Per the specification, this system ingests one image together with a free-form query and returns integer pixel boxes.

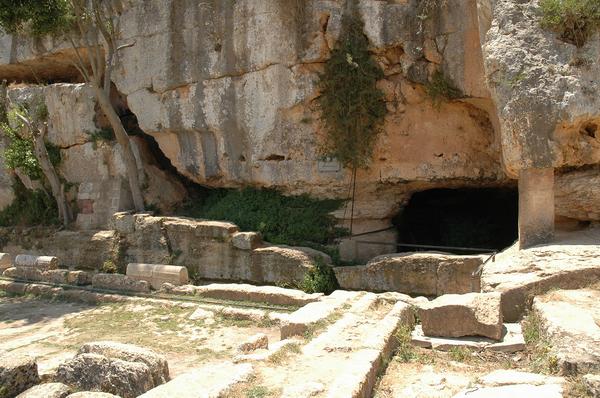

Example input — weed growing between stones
[448,346,472,363]
[301,258,339,294]
[101,260,118,274]
[245,386,272,398]
[268,342,302,365]
[540,0,600,47]
[522,310,559,374]
[394,324,418,362]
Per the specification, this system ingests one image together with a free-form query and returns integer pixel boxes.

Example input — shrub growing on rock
[540,0,600,46]
[316,8,386,170]
[301,258,339,294]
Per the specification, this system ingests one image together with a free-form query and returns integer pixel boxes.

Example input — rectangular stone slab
[14,255,58,271]
[126,263,189,290]
[411,323,525,353]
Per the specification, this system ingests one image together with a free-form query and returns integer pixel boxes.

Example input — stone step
[165,282,322,307]
[262,293,414,398]
[280,290,362,338]
[137,362,253,398]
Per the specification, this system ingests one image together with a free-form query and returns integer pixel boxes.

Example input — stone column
[518,167,555,249]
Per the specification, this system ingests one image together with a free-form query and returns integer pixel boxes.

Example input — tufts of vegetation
[89,128,116,147]
[0,180,59,227]
[101,260,118,274]
[0,0,73,37]
[178,188,345,248]
[540,0,600,47]
[425,70,463,105]
[316,8,386,170]
[522,310,559,374]
[301,258,339,294]
[395,324,417,362]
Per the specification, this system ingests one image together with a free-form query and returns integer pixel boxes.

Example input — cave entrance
[393,187,518,254]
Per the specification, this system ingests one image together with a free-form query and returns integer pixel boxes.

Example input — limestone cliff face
[482,0,600,220]
[0,0,599,231]
[110,0,504,223]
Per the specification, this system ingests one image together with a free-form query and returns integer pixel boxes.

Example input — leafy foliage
[0,0,73,36]
[0,180,59,226]
[178,188,345,247]
[540,0,600,47]
[101,260,118,274]
[425,70,463,105]
[316,10,386,170]
[1,118,61,180]
[301,258,339,294]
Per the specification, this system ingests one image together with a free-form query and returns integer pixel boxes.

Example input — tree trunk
[93,86,145,212]
[32,126,72,227]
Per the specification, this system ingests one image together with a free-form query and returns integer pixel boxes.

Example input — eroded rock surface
[533,288,600,375]
[78,342,169,386]
[56,353,154,398]
[15,383,71,398]
[483,0,600,176]
[0,354,40,398]
[482,228,600,322]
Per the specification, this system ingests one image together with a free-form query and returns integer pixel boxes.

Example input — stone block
[15,255,58,271]
[92,273,150,293]
[411,323,525,353]
[0,353,40,398]
[78,341,169,386]
[0,252,12,272]
[193,221,239,239]
[56,353,155,398]
[3,267,44,282]
[419,292,503,340]
[42,269,70,285]
[66,271,93,286]
[109,212,135,234]
[126,263,189,290]
[237,333,268,353]
[334,253,484,296]
[232,232,262,250]
[137,362,252,398]
[16,383,71,398]
[66,393,120,398]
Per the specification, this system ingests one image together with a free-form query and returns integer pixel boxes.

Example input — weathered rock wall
[0,0,599,247]
[0,0,506,230]
[3,84,186,229]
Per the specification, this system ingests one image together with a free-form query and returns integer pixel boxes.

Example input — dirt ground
[0,292,281,378]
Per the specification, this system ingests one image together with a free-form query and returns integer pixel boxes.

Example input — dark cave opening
[393,187,518,254]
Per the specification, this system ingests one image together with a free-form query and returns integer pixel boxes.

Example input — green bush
[101,260,118,274]
[0,0,73,36]
[540,0,600,47]
[301,258,339,294]
[178,188,345,247]
[0,180,59,227]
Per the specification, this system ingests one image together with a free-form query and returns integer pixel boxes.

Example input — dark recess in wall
[394,187,518,253]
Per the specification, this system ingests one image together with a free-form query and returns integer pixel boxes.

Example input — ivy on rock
[316,6,386,170]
